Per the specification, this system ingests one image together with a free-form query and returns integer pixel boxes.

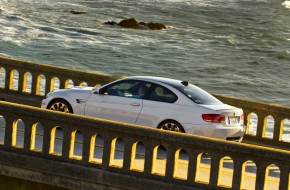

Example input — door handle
[130,103,140,106]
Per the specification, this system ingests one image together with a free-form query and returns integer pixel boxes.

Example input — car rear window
[176,84,222,105]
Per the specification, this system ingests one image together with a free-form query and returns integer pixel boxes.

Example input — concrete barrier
[0,101,289,190]
[1,56,290,150]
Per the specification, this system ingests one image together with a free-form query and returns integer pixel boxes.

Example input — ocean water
[0,0,290,107]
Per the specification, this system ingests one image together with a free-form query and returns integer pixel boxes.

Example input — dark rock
[118,18,140,29]
[104,21,118,26]
[147,22,166,30]
[104,18,166,30]
[69,10,87,15]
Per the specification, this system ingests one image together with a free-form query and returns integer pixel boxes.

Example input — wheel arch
[157,119,185,133]
[47,98,74,113]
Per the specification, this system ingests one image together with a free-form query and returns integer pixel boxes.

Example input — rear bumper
[182,123,245,141]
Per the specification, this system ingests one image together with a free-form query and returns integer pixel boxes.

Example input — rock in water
[147,22,166,30]
[104,21,118,25]
[69,10,87,14]
[104,18,167,30]
[118,18,140,29]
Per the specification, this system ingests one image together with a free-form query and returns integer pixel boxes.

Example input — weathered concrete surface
[0,89,43,107]
[0,148,202,190]
[0,149,280,190]
[0,175,69,190]
[110,155,280,190]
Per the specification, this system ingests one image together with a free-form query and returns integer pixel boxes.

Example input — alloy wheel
[49,102,70,113]
[160,122,182,132]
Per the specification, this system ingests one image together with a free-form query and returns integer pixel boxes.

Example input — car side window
[147,85,177,103]
[102,80,151,99]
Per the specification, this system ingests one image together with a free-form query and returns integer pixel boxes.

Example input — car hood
[52,86,94,93]
[69,86,95,91]
[49,86,95,99]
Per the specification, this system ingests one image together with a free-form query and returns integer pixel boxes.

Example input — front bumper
[41,96,53,109]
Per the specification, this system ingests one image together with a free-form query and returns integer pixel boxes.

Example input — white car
[41,76,245,141]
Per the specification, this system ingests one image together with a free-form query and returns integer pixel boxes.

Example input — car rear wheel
[158,120,185,133]
[48,99,73,113]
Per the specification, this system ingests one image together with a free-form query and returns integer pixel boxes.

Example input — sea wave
[282,0,290,9]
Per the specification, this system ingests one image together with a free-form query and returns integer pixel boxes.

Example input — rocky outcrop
[118,18,140,29]
[104,18,166,30]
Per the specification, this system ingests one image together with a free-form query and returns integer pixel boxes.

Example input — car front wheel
[158,120,185,133]
[48,99,73,113]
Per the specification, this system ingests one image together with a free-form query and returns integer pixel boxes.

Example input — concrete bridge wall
[1,56,290,189]
[0,101,290,190]
[1,56,290,150]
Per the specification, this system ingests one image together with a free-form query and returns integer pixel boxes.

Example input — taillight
[202,114,225,123]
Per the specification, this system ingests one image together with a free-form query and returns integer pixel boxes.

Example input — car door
[84,80,151,124]
[135,84,178,127]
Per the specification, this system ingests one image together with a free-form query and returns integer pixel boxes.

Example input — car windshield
[176,84,222,105]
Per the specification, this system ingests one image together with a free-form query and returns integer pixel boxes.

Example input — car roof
[125,76,186,88]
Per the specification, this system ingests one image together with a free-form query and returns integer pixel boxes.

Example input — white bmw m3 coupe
[41,76,245,141]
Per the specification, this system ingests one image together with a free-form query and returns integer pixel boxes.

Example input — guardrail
[1,56,290,150]
[215,95,290,150]
[0,56,122,106]
[0,101,289,190]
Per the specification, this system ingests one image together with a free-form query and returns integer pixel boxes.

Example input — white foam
[282,1,290,9]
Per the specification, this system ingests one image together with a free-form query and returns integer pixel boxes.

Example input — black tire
[47,99,73,113]
[157,120,185,133]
